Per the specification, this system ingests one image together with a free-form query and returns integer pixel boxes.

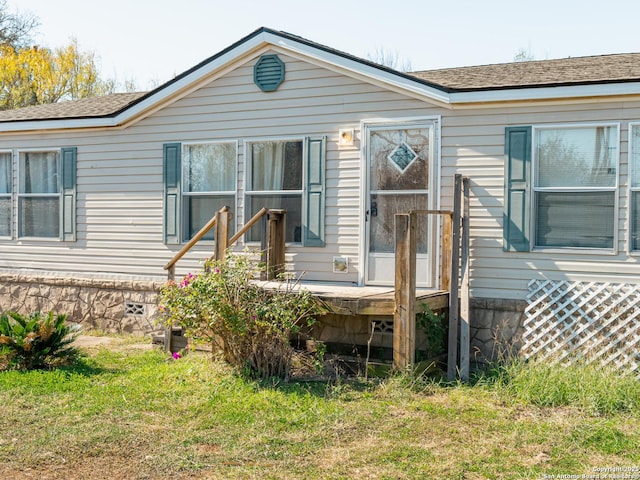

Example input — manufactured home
[1,28,639,370]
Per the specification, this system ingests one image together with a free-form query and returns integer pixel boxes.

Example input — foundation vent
[124,302,145,316]
[370,317,394,335]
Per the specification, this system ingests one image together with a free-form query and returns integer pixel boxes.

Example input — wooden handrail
[227,207,268,246]
[164,206,229,271]
[162,205,285,352]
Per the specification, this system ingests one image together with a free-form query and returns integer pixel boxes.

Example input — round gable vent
[254,54,285,92]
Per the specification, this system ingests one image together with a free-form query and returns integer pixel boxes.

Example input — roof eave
[0,116,119,132]
[0,28,455,133]
[450,81,640,103]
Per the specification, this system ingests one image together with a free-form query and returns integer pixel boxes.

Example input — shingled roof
[1,26,640,125]
[0,92,147,122]
[408,53,640,92]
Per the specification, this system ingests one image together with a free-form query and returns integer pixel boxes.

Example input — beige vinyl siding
[440,102,639,300]
[0,52,443,284]
[2,51,640,300]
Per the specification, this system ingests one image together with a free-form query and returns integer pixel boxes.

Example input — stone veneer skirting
[470,298,527,363]
[0,271,528,359]
[0,273,165,335]
[312,298,527,364]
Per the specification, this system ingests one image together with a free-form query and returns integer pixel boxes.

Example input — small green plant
[160,251,321,380]
[0,311,81,370]
[313,341,327,375]
[416,305,447,359]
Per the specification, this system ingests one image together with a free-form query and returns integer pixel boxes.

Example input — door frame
[358,116,441,287]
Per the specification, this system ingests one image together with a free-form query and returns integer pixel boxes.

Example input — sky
[9,0,640,91]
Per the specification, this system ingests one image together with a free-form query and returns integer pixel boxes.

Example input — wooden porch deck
[294,282,449,316]
[260,282,449,315]
[164,174,469,378]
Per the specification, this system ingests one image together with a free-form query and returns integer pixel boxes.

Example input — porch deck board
[272,282,449,316]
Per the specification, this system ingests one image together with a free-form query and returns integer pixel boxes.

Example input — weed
[476,356,640,415]
[416,304,447,359]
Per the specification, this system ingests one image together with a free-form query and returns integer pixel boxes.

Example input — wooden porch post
[214,207,230,261]
[164,266,175,353]
[460,177,471,381]
[266,209,286,280]
[394,212,416,370]
[447,174,463,381]
[440,213,452,291]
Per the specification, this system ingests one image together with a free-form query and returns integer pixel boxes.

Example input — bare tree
[367,46,413,72]
[514,47,535,62]
[0,0,38,50]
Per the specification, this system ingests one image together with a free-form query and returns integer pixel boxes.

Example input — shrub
[160,252,320,380]
[0,311,81,370]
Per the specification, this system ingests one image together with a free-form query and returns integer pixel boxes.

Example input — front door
[364,122,435,286]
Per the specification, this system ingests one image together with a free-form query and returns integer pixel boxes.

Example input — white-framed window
[0,147,76,242]
[245,139,304,243]
[0,151,11,238]
[18,150,61,238]
[181,141,237,241]
[630,123,640,251]
[532,124,618,250]
[163,137,324,247]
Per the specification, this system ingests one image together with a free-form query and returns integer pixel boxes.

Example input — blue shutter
[303,137,325,246]
[504,127,531,252]
[163,143,181,244]
[61,147,77,241]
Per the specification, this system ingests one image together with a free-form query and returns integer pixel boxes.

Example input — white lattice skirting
[523,280,640,375]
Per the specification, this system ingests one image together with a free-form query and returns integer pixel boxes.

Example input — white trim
[180,140,238,244]
[531,246,619,256]
[369,189,430,195]
[266,34,450,104]
[629,122,640,253]
[272,36,640,104]
[16,148,63,241]
[530,122,620,253]
[450,82,640,104]
[0,150,12,239]
[432,117,443,289]
[359,117,440,287]
[0,33,270,133]
[243,136,305,245]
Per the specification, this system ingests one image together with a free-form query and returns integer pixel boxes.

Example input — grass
[0,344,638,480]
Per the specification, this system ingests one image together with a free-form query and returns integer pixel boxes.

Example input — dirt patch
[73,335,121,348]
[73,335,153,352]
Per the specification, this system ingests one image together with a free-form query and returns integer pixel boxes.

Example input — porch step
[152,328,188,353]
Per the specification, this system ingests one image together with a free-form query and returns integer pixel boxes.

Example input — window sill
[17,237,62,241]
[244,241,303,248]
[182,239,215,245]
[532,246,618,256]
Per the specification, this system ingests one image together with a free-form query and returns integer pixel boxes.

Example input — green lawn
[0,344,638,479]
